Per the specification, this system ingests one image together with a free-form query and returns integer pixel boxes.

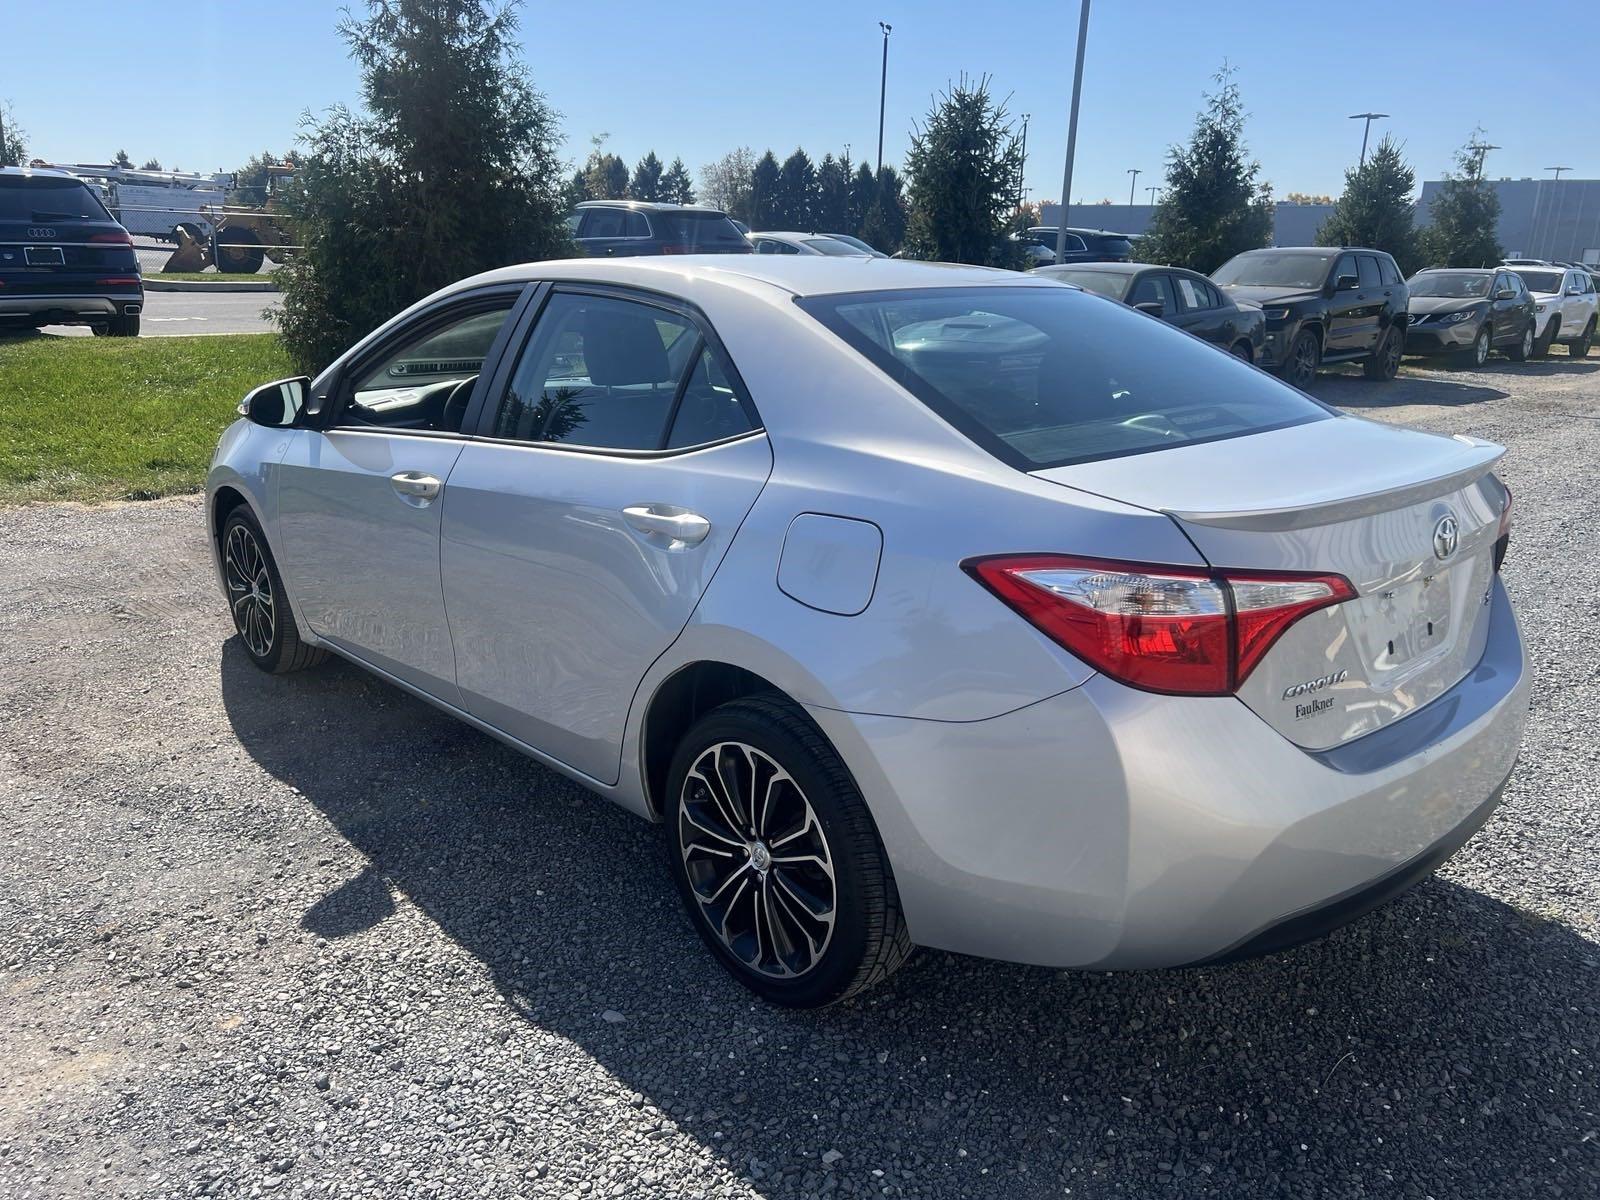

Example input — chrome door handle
[390,471,442,504]
[623,504,711,546]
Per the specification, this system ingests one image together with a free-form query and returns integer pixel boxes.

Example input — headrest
[583,306,671,387]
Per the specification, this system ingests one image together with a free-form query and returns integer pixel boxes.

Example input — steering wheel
[440,375,479,432]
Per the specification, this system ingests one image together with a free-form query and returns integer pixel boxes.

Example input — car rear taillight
[1493,483,1513,572]
[89,231,133,245]
[96,276,140,286]
[964,554,1355,696]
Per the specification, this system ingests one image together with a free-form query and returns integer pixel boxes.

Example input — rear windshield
[798,286,1329,470]
[1038,269,1131,300]
[655,210,749,249]
[0,178,111,222]
[1089,236,1133,257]
[1408,272,1492,298]
[803,237,865,256]
[1213,251,1334,290]
[1512,269,1564,294]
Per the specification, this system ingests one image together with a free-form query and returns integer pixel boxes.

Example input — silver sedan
[208,257,1528,1007]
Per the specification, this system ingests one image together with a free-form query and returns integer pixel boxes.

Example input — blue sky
[9,0,1598,201]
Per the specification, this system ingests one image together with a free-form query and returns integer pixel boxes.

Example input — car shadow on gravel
[220,641,1599,1196]
[1310,373,1510,409]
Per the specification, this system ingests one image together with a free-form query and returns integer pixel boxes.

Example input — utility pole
[1546,165,1571,182]
[1348,112,1388,167]
[1126,167,1141,207]
[1017,114,1030,210]
[1467,141,1500,179]
[1054,0,1092,263]
[876,22,892,175]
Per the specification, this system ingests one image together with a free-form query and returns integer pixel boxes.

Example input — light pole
[1467,141,1500,179]
[1546,165,1571,182]
[1348,112,1388,167]
[1017,114,1030,210]
[876,22,892,175]
[1054,0,1092,262]
[1126,167,1141,207]
[1146,185,1159,205]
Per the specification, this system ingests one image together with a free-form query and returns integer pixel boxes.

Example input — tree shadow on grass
[220,640,1599,1198]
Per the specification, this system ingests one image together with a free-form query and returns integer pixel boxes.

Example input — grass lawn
[0,333,294,505]
[153,272,279,284]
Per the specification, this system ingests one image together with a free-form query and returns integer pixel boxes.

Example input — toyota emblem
[1432,513,1459,561]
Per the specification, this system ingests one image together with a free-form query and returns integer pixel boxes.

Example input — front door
[441,286,772,784]
[1323,252,1366,354]
[274,290,527,701]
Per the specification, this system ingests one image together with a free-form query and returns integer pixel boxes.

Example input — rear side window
[578,209,626,238]
[1175,276,1216,310]
[798,286,1329,471]
[1092,235,1133,258]
[0,178,111,221]
[655,211,748,250]
[1378,256,1402,285]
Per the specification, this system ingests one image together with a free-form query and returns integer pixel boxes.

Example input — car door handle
[390,471,442,503]
[623,505,711,546]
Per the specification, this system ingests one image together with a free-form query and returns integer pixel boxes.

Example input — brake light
[1493,482,1512,572]
[96,276,140,286]
[89,231,133,245]
[964,554,1355,696]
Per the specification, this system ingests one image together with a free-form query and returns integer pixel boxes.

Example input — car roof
[574,200,727,214]
[0,166,80,181]
[454,255,1051,301]
[749,231,839,241]
[1414,266,1494,274]
[1026,226,1129,237]
[1032,261,1153,276]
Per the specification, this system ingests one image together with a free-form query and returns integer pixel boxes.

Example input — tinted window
[1175,276,1215,310]
[1089,235,1133,257]
[346,301,518,432]
[579,209,626,238]
[1378,256,1402,285]
[0,178,111,221]
[1044,269,1131,300]
[655,210,749,249]
[1333,255,1359,286]
[1060,233,1087,253]
[798,286,1329,471]
[494,293,698,451]
[1127,273,1176,311]
[623,210,651,238]
[1212,251,1336,289]
[667,346,757,448]
[756,238,799,255]
[802,237,866,256]
[1357,255,1382,289]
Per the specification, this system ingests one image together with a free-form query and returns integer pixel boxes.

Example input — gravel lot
[2,353,1597,1199]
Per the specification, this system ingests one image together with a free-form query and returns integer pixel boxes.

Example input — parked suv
[1405,268,1536,366]
[569,201,752,257]
[0,167,142,336]
[1505,263,1597,357]
[1015,226,1133,267]
[1212,247,1408,386]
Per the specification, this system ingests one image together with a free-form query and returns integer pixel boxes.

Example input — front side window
[343,300,518,432]
[1333,254,1359,287]
[1127,273,1176,311]
[1357,255,1382,289]
[493,293,755,452]
[799,286,1329,471]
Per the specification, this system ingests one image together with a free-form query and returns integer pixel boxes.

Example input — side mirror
[1566,285,1583,296]
[238,376,310,427]
[1334,273,1360,292]
[1494,288,1516,299]
[1133,300,1166,318]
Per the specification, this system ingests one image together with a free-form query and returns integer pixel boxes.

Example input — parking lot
[1,354,1596,1199]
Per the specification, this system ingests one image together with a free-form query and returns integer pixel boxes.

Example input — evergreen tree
[563,167,590,210]
[1138,66,1273,272]
[860,165,908,254]
[1,101,27,168]
[903,75,1022,266]
[113,149,134,168]
[1418,133,1503,268]
[814,153,850,232]
[141,158,163,171]
[273,0,571,373]
[660,156,695,204]
[1316,135,1420,273]
[775,148,815,229]
[629,151,664,201]
[749,150,781,230]
[848,161,876,236]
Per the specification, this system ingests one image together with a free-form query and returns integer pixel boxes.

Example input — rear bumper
[810,577,1528,969]
[0,289,143,323]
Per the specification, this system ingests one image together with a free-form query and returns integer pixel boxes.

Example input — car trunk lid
[1031,416,1507,749]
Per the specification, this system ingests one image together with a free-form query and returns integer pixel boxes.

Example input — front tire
[665,695,911,1007]
[221,508,326,674]
[1229,340,1253,362]
[1534,317,1559,359]
[1363,327,1403,379]
[1452,326,1490,369]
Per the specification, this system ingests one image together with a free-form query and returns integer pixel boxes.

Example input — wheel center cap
[748,841,772,873]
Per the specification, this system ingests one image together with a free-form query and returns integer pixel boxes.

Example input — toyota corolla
[207,257,1528,1007]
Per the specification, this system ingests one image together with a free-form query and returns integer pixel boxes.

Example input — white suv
[1507,263,1597,358]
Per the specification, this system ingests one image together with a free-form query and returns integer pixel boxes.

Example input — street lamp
[1146,185,1159,205]
[876,22,892,175]
[1126,167,1141,207]
[1546,165,1572,181]
[1054,0,1092,262]
[1467,141,1500,179]
[1017,114,1031,210]
[1348,112,1388,167]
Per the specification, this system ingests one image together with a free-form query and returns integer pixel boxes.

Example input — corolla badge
[1432,512,1459,561]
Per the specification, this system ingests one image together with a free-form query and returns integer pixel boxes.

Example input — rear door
[441,285,772,783]
[1171,273,1231,347]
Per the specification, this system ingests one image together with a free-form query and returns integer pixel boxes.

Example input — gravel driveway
[2,355,1597,1199]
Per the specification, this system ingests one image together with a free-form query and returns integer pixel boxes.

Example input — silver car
[208,257,1528,1008]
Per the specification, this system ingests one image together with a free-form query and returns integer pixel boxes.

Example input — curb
[142,279,280,293]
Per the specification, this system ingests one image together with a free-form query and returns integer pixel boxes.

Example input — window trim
[313,283,535,438]
[466,281,765,458]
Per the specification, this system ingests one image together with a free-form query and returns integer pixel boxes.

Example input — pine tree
[814,153,850,233]
[750,151,781,230]
[113,149,133,168]
[1139,66,1273,272]
[849,161,876,236]
[659,157,694,205]
[1316,136,1420,273]
[1418,133,1503,269]
[861,166,908,255]
[628,151,664,201]
[775,149,815,229]
[903,75,1022,265]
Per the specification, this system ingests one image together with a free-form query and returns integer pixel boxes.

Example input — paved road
[0,353,1597,1199]
[44,289,278,338]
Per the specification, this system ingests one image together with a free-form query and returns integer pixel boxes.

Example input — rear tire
[1229,340,1253,362]
[220,508,326,674]
[1507,321,1535,362]
[1568,318,1595,359]
[1363,327,1403,380]
[1281,329,1320,388]
[106,313,140,337]
[665,694,912,1008]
